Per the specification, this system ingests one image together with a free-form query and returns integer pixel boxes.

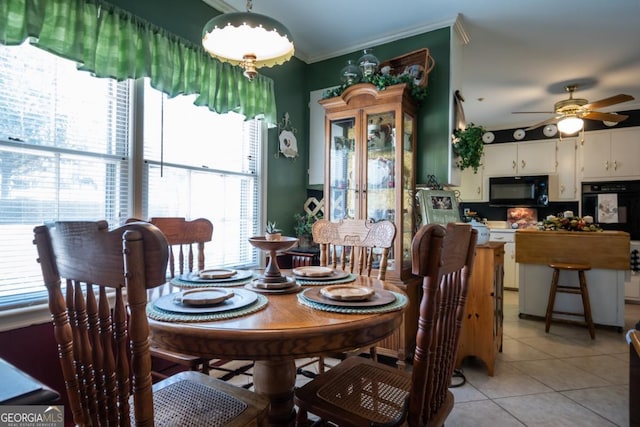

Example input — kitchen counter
[515,230,630,329]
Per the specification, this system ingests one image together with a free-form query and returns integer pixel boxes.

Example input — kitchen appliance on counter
[489,175,552,207]
[581,180,640,240]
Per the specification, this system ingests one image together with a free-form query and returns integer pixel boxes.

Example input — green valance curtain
[0,0,277,124]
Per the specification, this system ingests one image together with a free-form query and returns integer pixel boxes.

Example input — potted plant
[452,123,486,173]
[293,213,321,248]
[265,221,282,241]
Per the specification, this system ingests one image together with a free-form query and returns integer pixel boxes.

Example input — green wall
[106,0,452,234]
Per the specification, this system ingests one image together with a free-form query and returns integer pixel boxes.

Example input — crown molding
[202,0,237,13]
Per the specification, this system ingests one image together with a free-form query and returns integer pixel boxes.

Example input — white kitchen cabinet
[581,128,640,180]
[490,229,518,289]
[483,140,557,177]
[457,161,485,202]
[554,138,578,200]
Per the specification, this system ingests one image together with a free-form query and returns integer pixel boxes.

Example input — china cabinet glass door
[401,112,415,268]
[328,117,356,220]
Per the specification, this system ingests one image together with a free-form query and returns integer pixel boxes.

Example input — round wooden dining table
[148,272,407,426]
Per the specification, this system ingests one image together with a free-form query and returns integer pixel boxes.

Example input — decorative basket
[379,48,435,88]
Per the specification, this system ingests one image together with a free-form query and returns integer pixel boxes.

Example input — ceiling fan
[513,84,635,133]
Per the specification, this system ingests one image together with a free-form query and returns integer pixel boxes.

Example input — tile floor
[213,290,640,426]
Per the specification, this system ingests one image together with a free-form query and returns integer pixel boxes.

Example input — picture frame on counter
[417,189,461,225]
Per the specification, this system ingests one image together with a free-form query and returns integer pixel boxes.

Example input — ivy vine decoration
[323,73,428,103]
[452,123,486,173]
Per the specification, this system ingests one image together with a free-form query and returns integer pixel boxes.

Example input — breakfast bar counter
[515,230,630,329]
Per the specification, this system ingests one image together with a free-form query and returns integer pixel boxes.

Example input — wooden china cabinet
[319,83,420,363]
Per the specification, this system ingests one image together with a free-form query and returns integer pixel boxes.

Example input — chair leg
[579,270,596,339]
[369,346,377,362]
[545,268,560,333]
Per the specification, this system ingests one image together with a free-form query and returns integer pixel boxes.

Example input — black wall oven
[581,180,640,240]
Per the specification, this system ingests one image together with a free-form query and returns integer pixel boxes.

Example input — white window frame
[0,44,267,329]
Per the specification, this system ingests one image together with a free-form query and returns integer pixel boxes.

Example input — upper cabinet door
[483,140,556,176]
[581,128,640,179]
[516,140,557,175]
[483,143,517,176]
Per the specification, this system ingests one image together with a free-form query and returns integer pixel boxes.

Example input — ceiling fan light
[202,7,294,81]
[557,116,583,134]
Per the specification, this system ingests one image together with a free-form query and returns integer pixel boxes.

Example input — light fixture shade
[202,12,294,79]
[557,116,584,134]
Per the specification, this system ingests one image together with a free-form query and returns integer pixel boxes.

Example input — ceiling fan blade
[512,111,554,114]
[525,116,559,131]
[582,111,629,122]
[582,94,634,110]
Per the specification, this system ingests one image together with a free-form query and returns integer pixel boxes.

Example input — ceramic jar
[470,219,490,245]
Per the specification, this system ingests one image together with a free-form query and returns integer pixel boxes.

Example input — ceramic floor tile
[461,361,553,399]
[447,400,525,427]
[510,359,610,391]
[561,355,628,385]
[495,392,617,426]
[518,334,602,358]
[498,337,555,362]
[562,384,629,427]
[449,381,488,403]
[610,351,630,362]
[502,319,550,340]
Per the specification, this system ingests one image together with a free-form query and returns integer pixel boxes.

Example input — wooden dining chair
[294,222,478,427]
[313,218,396,280]
[300,218,396,376]
[126,217,215,379]
[34,220,269,427]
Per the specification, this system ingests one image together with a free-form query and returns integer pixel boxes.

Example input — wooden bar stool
[545,262,596,339]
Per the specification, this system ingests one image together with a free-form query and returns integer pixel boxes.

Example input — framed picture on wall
[417,189,461,225]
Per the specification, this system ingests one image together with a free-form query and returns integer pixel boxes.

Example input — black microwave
[489,175,550,207]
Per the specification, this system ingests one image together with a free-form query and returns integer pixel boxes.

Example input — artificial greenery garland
[323,74,429,103]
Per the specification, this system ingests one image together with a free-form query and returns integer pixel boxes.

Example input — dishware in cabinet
[320,83,418,284]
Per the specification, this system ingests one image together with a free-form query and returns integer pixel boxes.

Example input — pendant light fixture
[202,0,294,81]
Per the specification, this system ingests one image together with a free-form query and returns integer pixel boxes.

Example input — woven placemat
[297,291,407,314]
[295,273,357,286]
[147,294,268,322]
[170,275,255,288]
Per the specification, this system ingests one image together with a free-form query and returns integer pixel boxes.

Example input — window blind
[142,81,262,269]
[0,42,130,308]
